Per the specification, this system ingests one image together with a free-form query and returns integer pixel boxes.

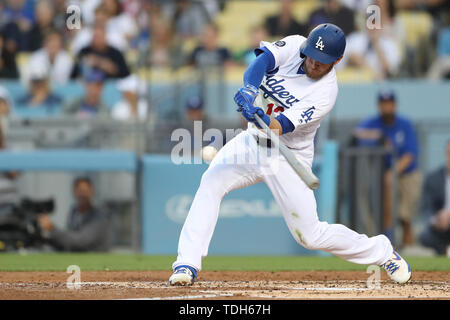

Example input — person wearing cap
[355,89,422,248]
[15,64,62,115]
[63,68,109,118]
[169,24,412,287]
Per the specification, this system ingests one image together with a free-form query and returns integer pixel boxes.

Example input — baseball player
[169,24,411,286]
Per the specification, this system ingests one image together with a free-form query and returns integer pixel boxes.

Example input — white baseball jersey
[172,34,393,273]
[249,35,339,159]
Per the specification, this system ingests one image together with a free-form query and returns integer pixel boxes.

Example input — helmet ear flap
[299,41,306,59]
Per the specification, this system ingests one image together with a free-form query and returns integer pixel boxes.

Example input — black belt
[255,136,273,148]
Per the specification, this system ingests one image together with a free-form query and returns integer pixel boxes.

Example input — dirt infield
[0,271,448,300]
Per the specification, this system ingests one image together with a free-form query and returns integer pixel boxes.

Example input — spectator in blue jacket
[354,89,422,248]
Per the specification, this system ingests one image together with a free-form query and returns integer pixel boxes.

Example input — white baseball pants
[172,131,393,271]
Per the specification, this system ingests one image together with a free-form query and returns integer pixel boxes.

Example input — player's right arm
[234,36,301,135]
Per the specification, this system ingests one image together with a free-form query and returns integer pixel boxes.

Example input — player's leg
[263,156,411,283]
[171,131,263,282]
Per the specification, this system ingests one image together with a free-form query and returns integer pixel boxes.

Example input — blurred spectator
[167,0,211,39]
[0,0,34,27]
[121,0,143,18]
[396,0,450,26]
[80,0,102,27]
[103,0,138,45]
[339,0,401,79]
[339,0,373,12]
[307,0,356,35]
[234,25,269,66]
[63,68,109,118]
[24,0,56,52]
[419,140,450,255]
[53,0,70,35]
[185,95,205,122]
[15,65,62,114]
[264,0,307,37]
[354,89,421,247]
[0,30,19,78]
[189,23,232,69]
[70,4,128,54]
[23,30,73,85]
[0,0,34,52]
[148,15,180,69]
[71,21,131,79]
[37,176,112,252]
[427,27,450,79]
[178,95,208,157]
[0,86,11,136]
[112,74,148,120]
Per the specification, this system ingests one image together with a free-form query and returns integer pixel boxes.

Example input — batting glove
[234,84,259,112]
[240,103,271,128]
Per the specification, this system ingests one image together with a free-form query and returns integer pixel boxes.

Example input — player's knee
[300,236,322,251]
[294,229,320,250]
[199,167,228,196]
[294,223,328,250]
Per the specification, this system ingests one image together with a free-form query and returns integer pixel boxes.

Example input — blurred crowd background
[0,0,449,255]
[0,0,449,123]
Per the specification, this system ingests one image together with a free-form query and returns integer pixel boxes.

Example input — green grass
[0,253,448,272]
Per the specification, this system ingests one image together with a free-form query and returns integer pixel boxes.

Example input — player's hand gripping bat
[254,113,320,190]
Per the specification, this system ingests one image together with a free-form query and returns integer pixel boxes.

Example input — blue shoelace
[383,261,400,274]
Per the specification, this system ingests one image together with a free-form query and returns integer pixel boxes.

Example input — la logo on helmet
[315,36,324,51]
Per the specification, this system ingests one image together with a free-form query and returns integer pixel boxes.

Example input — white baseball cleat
[169,265,198,286]
[380,250,411,284]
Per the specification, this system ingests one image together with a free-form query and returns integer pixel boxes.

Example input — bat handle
[253,113,320,190]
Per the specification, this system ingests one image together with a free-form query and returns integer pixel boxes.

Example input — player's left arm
[239,104,294,136]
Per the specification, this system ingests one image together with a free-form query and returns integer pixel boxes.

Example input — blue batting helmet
[300,23,346,64]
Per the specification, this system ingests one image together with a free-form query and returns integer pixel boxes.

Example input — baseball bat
[254,113,320,190]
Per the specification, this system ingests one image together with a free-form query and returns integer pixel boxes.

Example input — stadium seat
[396,11,433,76]
[336,67,376,83]
[396,11,433,48]
[215,1,280,52]
[292,0,320,23]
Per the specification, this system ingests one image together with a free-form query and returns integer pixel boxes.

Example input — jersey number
[266,103,284,115]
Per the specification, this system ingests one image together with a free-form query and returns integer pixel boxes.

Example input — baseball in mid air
[201,146,217,163]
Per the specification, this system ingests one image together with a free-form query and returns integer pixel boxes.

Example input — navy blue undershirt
[243,47,295,134]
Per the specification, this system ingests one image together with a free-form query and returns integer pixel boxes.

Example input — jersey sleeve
[280,84,337,131]
[255,35,305,70]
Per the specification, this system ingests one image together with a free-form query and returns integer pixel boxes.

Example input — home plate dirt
[0,271,448,300]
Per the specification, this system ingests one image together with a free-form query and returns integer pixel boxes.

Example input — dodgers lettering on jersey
[248,35,339,158]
